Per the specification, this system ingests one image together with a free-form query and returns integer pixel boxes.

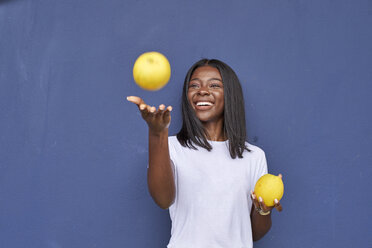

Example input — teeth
[196,102,213,106]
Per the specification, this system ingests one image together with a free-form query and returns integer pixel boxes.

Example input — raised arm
[127,96,175,209]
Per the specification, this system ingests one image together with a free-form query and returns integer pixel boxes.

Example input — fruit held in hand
[254,174,284,207]
[133,51,171,91]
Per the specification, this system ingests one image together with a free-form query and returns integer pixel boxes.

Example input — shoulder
[245,142,268,174]
[168,135,179,146]
[245,142,266,159]
[168,135,182,152]
[168,136,187,163]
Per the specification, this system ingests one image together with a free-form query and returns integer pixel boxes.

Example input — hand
[251,174,283,214]
[127,96,173,134]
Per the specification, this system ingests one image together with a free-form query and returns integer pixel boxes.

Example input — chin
[195,112,210,121]
[195,114,221,123]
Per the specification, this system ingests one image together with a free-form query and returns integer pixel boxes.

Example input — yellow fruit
[133,51,171,91]
[254,174,284,207]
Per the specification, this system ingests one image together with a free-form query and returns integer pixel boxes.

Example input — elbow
[158,203,171,210]
[148,181,176,209]
[155,198,174,209]
[252,222,272,242]
[252,235,262,242]
[150,191,175,210]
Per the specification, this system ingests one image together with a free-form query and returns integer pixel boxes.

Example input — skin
[126,95,175,209]
[127,65,283,241]
[187,66,225,141]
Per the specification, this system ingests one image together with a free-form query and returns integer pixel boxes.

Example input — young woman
[127,59,283,248]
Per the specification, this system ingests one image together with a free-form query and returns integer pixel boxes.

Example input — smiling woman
[178,59,248,158]
[127,58,283,248]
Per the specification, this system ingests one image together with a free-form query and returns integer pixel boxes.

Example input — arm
[148,128,175,209]
[127,96,175,209]
[250,200,272,241]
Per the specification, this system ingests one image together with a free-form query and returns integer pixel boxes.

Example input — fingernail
[126,96,130,101]
[251,194,255,200]
[168,106,173,111]
[274,199,279,204]
[259,197,263,202]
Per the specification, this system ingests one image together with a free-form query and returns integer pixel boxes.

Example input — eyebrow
[189,77,223,82]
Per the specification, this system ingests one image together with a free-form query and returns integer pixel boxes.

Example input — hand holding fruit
[127,96,172,134]
[251,174,284,214]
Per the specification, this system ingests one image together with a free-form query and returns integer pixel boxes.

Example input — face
[187,66,224,123]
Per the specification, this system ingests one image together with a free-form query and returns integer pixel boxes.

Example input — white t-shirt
[167,136,268,248]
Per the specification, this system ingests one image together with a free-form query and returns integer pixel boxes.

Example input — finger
[139,104,146,111]
[259,197,274,212]
[278,173,283,179]
[250,191,260,210]
[163,106,172,118]
[142,105,154,119]
[139,104,151,119]
[162,106,172,128]
[159,104,165,111]
[127,96,149,117]
[274,199,283,212]
[127,96,145,106]
[258,197,270,212]
[149,106,156,114]
[155,104,166,118]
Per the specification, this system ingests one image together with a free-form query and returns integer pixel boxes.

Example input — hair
[176,59,250,159]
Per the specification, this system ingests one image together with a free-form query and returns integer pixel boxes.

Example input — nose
[197,86,210,96]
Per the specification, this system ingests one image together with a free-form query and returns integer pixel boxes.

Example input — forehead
[191,66,222,79]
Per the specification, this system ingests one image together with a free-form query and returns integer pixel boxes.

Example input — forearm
[147,128,175,209]
[250,207,272,241]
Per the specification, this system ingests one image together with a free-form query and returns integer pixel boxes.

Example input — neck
[202,118,226,141]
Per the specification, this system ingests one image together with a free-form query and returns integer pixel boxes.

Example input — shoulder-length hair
[176,59,250,159]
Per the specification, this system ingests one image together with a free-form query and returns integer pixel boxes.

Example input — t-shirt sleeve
[168,137,176,172]
[258,150,268,177]
[251,148,269,191]
[168,137,178,208]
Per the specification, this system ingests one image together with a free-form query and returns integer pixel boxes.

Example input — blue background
[1,0,372,247]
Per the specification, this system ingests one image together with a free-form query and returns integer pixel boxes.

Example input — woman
[127,59,283,248]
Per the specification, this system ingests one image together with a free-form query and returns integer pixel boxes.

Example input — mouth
[194,101,214,110]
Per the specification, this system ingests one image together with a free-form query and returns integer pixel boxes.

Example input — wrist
[149,128,168,137]
[255,207,271,216]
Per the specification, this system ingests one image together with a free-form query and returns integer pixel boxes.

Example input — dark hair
[176,59,250,159]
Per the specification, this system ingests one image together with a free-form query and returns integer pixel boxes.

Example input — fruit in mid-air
[132,51,171,91]
[254,174,284,207]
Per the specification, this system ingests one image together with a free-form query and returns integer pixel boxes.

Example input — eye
[210,83,222,88]
[189,83,199,89]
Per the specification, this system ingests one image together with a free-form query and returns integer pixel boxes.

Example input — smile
[196,102,213,106]
[194,101,214,111]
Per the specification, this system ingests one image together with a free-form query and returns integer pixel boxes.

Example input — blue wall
[1,0,371,247]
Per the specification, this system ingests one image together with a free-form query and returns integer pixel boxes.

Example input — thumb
[127,96,144,106]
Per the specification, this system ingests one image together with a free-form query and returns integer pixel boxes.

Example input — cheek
[187,93,194,107]
[218,93,225,107]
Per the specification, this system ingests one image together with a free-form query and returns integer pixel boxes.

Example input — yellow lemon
[254,174,284,207]
[133,51,171,91]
